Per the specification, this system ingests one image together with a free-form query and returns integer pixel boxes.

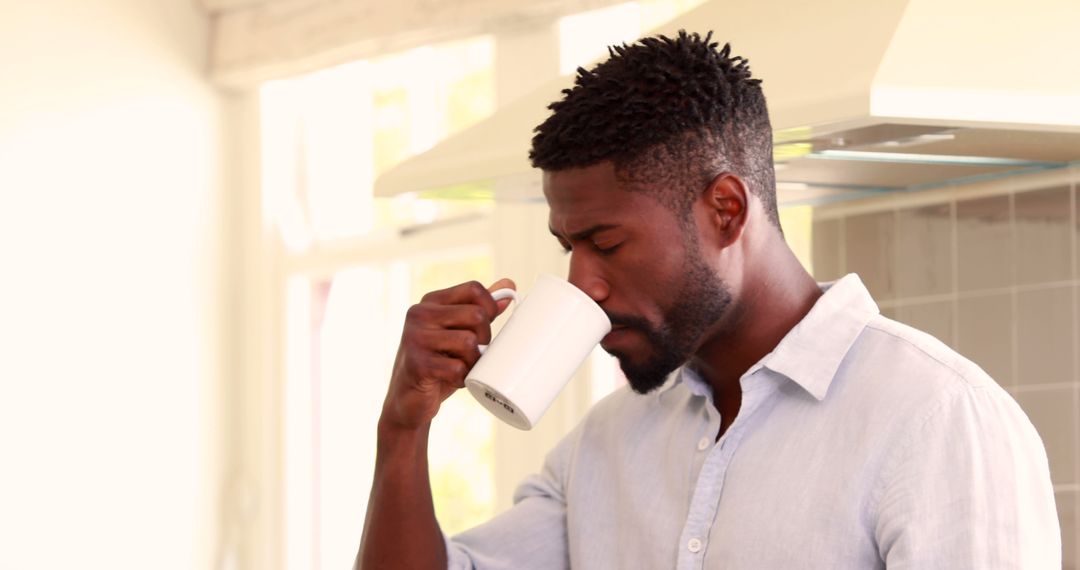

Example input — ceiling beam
[198,0,281,14]
[208,0,629,89]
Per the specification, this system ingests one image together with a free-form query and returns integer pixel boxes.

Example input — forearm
[357,419,447,570]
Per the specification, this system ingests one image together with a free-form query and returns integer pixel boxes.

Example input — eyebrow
[548,223,620,242]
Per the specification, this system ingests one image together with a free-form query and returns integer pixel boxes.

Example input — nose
[567,251,610,304]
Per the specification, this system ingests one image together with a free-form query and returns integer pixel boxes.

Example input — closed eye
[593,242,620,256]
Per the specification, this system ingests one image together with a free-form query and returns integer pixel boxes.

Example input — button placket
[676,376,783,570]
[699,404,721,453]
[676,433,732,569]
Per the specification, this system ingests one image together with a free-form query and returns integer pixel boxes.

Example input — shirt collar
[757,273,879,400]
[657,273,878,402]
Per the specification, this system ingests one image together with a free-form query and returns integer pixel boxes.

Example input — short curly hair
[530,30,779,229]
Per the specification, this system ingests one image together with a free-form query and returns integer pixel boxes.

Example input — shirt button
[688,538,703,553]
[696,437,710,451]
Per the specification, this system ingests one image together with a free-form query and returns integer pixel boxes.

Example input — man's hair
[529,30,780,229]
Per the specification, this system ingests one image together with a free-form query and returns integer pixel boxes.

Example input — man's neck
[689,255,822,436]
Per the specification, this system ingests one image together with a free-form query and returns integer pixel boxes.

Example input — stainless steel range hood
[374,0,1080,206]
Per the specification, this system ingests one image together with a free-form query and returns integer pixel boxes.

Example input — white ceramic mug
[465,274,611,430]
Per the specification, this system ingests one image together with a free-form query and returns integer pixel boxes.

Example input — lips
[601,326,632,349]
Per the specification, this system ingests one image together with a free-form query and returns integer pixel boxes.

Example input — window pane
[284,253,495,569]
[303,62,376,241]
[317,266,403,570]
[410,254,497,535]
[373,86,412,175]
[261,36,496,247]
[284,275,315,570]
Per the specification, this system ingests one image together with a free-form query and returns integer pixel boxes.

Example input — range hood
[375,0,1080,206]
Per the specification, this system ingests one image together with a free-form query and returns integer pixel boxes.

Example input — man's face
[544,162,733,394]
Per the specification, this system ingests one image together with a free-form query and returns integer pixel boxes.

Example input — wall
[812,167,1080,569]
[0,1,224,568]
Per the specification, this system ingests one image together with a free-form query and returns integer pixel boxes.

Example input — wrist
[377,415,431,448]
[373,417,432,482]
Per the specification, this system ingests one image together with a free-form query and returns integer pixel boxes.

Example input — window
[261,35,497,570]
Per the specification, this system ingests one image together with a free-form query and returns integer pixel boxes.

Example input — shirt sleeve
[874,383,1061,569]
[444,425,578,570]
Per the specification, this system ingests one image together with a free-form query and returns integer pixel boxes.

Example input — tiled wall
[812,168,1079,568]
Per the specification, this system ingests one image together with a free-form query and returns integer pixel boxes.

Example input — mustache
[604,311,653,332]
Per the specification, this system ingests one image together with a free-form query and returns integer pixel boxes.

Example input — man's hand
[358,278,516,570]
[381,278,516,431]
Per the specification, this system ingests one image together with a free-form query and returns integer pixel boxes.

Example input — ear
[700,172,748,248]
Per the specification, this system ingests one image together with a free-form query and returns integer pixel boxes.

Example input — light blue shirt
[446,274,1060,569]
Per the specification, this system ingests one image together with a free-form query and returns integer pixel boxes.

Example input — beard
[605,240,732,394]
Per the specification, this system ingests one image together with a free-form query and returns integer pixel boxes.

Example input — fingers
[407,303,493,343]
[415,328,482,369]
[419,354,471,390]
[488,278,517,317]
[402,331,479,404]
[416,278,517,324]
[421,281,499,321]
[387,278,515,427]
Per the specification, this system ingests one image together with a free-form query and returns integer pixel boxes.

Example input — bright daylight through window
[261,35,497,570]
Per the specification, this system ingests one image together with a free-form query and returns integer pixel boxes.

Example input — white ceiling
[203,0,632,87]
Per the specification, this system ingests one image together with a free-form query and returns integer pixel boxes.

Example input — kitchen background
[1,0,1076,569]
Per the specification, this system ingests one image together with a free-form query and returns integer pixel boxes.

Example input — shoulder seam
[862,319,983,387]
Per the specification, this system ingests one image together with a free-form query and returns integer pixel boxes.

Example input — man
[358,31,1059,569]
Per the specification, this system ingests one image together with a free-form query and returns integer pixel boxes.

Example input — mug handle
[479,288,519,354]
